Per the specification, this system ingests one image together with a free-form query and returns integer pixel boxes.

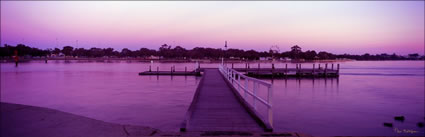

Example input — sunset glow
[1,1,424,54]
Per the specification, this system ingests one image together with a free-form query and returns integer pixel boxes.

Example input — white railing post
[268,86,273,127]
[237,74,241,92]
[253,82,257,110]
[218,64,273,129]
[228,68,230,80]
[244,78,248,97]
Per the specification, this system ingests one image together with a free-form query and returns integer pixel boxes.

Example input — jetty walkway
[180,65,274,132]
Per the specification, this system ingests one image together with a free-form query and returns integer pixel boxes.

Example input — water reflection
[1,62,200,131]
[1,60,423,136]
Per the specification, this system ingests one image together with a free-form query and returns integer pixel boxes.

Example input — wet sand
[0,102,310,137]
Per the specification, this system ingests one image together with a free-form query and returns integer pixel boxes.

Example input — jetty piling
[337,64,340,74]
[325,64,328,76]
[285,64,288,78]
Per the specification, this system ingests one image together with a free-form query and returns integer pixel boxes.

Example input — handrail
[218,64,273,129]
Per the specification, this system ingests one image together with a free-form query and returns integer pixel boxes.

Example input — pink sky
[1,1,424,55]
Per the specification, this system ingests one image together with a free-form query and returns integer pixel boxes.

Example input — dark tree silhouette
[62,46,74,56]
[0,44,423,60]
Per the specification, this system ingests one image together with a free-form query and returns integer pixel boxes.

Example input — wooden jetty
[138,66,201,76]
[139,63,340,78]
[139,71,200,76]
[231,63,340,78]
[180,68,271,132]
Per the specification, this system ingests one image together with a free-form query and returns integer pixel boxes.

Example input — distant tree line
[1,44,424,60]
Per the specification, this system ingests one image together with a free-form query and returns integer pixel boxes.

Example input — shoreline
[0,102,311,137]
[2,58,360,63]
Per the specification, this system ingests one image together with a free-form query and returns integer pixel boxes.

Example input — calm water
[1,60,424,136]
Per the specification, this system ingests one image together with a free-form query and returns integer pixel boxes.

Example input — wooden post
[325,64,328,77]
[313,64,315,73]
[297,64,300,77]
[272,63,275,78]
[332,64,334,70]
[157,66,159,75]
[185,66,187,72]
[149,65,152,72]
[285,64,288,77]
[319,64,321,69]
[337,64,340,74]
[171,66,173,75]
[257,63,260,75]
[245,63,248,73]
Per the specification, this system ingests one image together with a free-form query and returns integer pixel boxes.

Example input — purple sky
[1,1,424,55]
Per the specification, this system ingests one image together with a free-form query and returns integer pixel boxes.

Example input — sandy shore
[0,102,311,137]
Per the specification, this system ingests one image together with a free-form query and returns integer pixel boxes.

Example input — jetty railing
[219,64,273,129]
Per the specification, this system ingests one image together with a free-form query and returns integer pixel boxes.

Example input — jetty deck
[139,71,200,76]
[181,69,264,132]
[139,63,339,78]
[233,68,339,78]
